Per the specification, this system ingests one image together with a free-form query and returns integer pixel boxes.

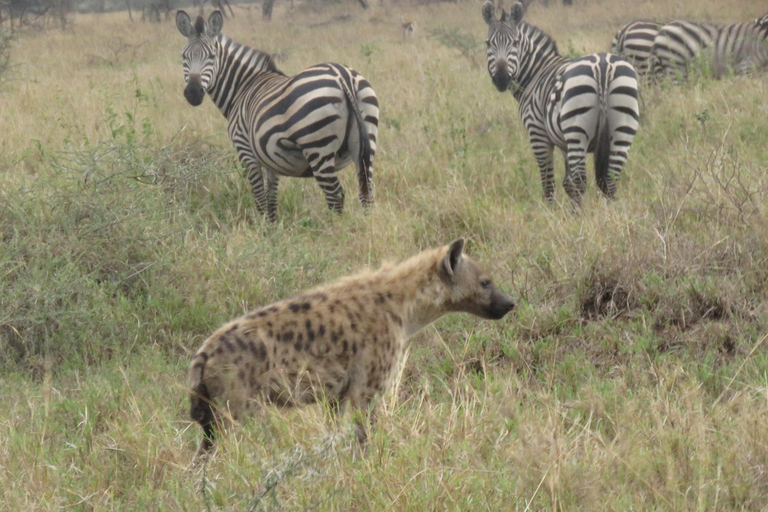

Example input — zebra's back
[611,20,662,77]
[651,20,721,80]
[711,22,768,78]
[236,63,378,179]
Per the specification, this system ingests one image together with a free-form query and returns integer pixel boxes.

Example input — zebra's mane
[519,20,561,57]
[217,34,285,76]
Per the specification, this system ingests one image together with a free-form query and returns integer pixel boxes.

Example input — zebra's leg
[306,153,345,214]
[563,139,588,206]
[531,139,556,203]
[316,173,345,214]
[264,168,280,222]
[354,152,373,210]
[240,154,268,216]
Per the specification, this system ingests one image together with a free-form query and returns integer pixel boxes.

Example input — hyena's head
[440,238,515,320]
[176,10,223,107]
[482,0,526,92]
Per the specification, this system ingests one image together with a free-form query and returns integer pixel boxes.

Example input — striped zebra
[710,18,768,78]
[482,1,639,205]
[649,20,721,81]
[611,20,662,79]
[176,10,379,221]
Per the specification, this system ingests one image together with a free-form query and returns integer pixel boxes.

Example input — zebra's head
[482,1,526,92]
[176,10,224,107]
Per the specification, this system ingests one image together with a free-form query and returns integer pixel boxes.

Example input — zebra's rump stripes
[483,1,639,205]
[611,20,662,78]
[177,10,378,221]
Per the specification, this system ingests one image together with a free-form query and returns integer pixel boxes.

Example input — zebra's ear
[176,10,195,38]
[510,1,525,25]
[207,10,224,37]
[482,1,496,26]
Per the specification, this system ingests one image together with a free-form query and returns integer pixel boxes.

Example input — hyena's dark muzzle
[184,75,206,106]
[486,288,516,320]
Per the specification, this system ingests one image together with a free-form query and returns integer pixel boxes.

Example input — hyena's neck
[375,248,451,338]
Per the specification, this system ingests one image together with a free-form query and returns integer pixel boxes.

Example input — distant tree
[0,27,10,89]
[2,0,73,28]
[262,0,274,20]
[193,0,234,18]
[140,0,174,22]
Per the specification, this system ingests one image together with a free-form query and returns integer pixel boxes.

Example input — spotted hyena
[188,238,515,456]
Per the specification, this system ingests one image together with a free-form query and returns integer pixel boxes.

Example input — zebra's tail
[595,92,612,198]
[340,79,374,208]
[189,352,217,457]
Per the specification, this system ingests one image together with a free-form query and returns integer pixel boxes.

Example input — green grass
[2,0,768,509]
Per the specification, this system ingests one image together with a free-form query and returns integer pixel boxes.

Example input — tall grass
[2,0,768,509]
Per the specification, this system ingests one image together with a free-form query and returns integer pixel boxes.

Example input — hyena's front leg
[348,392,379,446]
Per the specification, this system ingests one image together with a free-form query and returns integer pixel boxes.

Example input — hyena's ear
[442,238,465,280]
[176,10,195,38]
[207,10,224,37]
[482,1,496,26]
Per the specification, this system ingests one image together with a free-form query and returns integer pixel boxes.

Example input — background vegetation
[2,0,768,509]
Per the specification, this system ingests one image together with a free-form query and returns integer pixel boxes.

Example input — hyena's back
[188,287,405,433]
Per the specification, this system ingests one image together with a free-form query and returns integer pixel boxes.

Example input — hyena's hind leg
[191,382,221,459]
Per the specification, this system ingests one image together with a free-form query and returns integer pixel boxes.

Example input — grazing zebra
[482,0,639,205]
[176,10,379,221]
[710,19,768,78]
[611,20,662,79]
[649,20,721,81]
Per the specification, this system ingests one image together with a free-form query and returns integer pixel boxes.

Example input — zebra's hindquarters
[611,20,662,79]
[556,54,639,202]
[601,55,639,199]
[345,69,379,208]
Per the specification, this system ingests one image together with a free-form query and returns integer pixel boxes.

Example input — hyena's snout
[487,288,515,320]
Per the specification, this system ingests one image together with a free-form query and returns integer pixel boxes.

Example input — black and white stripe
[650,20,721,81]
[482,1,639,205]
[176,10,379,221]
[611,20,662,79]
[710,19,768,78]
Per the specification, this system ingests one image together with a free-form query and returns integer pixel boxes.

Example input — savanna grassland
[2,0,768,509]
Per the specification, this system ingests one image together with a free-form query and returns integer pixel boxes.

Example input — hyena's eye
[481,280,492,288]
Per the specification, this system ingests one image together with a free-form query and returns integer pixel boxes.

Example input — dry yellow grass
[2,0,768,509]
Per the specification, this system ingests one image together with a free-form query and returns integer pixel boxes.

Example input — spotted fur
[188,239,515,456]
